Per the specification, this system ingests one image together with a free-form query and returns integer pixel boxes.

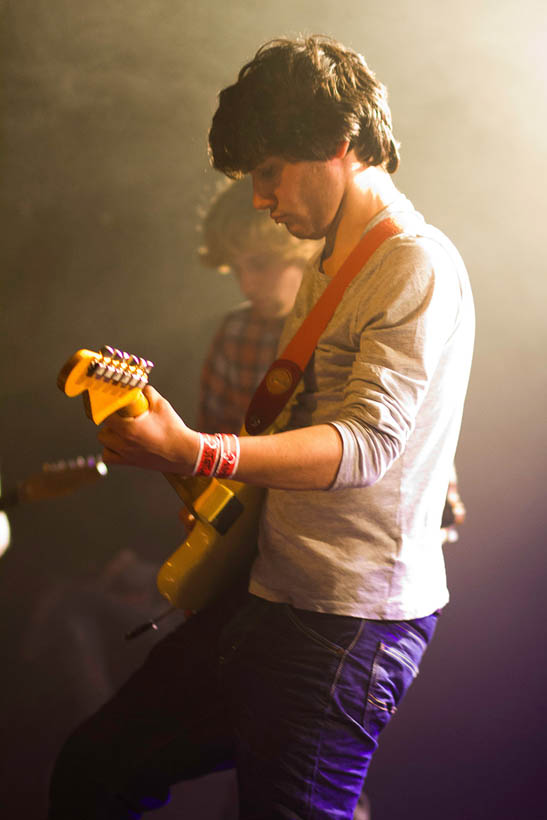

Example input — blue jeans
[48,584,438,819]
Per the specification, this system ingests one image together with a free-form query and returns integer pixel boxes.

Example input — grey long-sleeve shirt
[249,195,475,619]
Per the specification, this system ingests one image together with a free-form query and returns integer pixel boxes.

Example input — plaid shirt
[198,303,285,433]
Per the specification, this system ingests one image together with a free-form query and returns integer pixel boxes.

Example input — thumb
[141,384,183,427]
[142,384,166,409]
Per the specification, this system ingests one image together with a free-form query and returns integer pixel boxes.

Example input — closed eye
[254,158,282,182]
[258,165,275,180]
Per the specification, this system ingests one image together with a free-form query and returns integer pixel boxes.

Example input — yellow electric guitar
[57,346,264,612]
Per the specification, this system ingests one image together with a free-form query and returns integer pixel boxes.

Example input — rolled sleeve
[331,238,461,489]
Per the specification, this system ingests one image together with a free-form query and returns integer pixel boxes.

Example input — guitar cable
[125,606,182,641]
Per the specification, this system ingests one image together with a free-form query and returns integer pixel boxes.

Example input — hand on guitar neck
[58,347,261,611]
[98,385,200,476]
[57,346,200,476]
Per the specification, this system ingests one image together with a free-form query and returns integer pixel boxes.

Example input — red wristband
[216,433,240,479]
[192,433,221,477]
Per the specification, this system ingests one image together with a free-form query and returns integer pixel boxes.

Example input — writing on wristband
[216,433,240,479]
[192,433,221,477]
[192,432,240,479]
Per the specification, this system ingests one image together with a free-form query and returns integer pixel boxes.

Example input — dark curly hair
[209,35,400,178]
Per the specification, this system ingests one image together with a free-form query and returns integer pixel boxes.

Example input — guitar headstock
[20,455,109,503]
[0,455,109,510]
[58,346,154,425]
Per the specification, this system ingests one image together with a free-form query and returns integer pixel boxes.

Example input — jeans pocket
[363,636,422,737]
[284,605,363,657]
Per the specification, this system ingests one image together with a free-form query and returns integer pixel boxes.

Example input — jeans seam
[284,605,346,656]
[305,620,365,819]
[381,642,420,678]
[329,619,365,698]
[307,620,366,818]
[395,621,428,650]
[308,659,348,819]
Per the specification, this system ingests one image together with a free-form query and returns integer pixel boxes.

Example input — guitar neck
[0,458,108,510]
[162,472,210,511]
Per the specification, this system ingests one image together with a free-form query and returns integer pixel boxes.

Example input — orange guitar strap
[244,216,404,435]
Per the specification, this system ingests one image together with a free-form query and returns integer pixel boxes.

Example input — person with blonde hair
[197,176,321,434]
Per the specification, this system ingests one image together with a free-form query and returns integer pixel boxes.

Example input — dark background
[1,1,546,817]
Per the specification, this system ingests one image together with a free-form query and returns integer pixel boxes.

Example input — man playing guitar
[49,35,474,819]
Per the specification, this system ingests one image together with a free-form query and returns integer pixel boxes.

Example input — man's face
[230,250,303,320]
[250,155,347,241]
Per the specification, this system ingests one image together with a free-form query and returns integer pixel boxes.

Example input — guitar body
[58,346,265,612]
[157,478,264,610]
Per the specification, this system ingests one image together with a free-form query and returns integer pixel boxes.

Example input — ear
[333,140,350,160]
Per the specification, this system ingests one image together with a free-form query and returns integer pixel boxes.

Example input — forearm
[99,387,343,491]
[235,424,343,490]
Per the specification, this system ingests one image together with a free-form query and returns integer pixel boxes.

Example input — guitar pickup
[193,480,244,535]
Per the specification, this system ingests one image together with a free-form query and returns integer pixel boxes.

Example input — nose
[251,176,276,211]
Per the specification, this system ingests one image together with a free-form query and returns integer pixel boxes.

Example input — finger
[98,428,127,461]
[98,428,124,449]
[441,527,459,545]
[100,415,129,436]
[452,502,466,526]
[142,384,177,419]
[102,446,124,464]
